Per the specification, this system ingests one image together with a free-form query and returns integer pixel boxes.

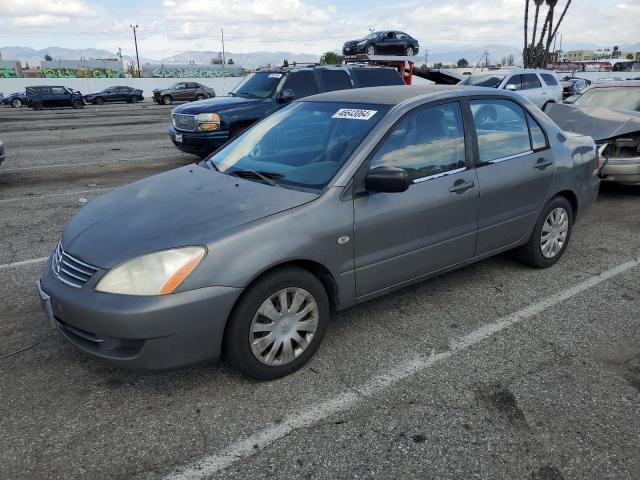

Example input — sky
[1,0,639,59]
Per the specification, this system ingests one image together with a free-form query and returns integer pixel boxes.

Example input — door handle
[449,179,475,194]
[534,158,553,170]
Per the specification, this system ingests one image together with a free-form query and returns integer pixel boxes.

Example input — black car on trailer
[168,63,405,157]
[343,31,419,57]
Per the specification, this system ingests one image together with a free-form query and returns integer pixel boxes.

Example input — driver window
[370,102,466,181]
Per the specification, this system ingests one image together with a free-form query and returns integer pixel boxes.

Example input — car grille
[173,113,197,132]
[51,242,99,289]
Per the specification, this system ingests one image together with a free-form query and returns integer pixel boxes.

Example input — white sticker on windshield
[332,108,378,120]
[268,73,283,78]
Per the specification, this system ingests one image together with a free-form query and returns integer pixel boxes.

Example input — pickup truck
[168,64,405,157]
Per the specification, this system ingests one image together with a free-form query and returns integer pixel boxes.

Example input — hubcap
[367,46,375,55]
[540,207,569,258]
[249,287,319,366]
[407,48,414,56]
[12,99,21,107]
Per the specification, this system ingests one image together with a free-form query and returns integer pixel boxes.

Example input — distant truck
[168,64,405,157]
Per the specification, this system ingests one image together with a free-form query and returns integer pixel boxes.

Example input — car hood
[173,96,261,114]
[62,165,317,269]
[545,103,640,142]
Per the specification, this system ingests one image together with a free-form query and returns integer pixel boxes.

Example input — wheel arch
[554,189,578,221]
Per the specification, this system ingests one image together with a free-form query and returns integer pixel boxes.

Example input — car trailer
[343,54,416,85]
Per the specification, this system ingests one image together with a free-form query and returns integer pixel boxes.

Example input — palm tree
[531,0,544,47]
[524,0,530,52]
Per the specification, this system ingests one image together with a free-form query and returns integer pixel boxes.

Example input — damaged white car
[546,81,640,185]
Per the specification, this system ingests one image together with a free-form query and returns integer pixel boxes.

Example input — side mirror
[278,88,295,103]
[365,166,410,193]
[505,84,517,91]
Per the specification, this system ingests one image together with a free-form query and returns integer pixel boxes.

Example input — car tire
[223,266,330,380]
[517,195,573,268]
[130,95,139,103]
[95,97,104,105]
[366,44,376,56]
[195,94,206,101]
[162,95,173,105]
[32,102,43,111]
[72,100,84,109]
[406,46,415,56]
[10,98,22,108]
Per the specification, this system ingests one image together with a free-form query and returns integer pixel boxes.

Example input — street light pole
[130,24,141,78]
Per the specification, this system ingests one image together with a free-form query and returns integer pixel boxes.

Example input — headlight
[95,247,206,296]
[197,113,221,131]
[197,113,220,122]
[357,40,367,46]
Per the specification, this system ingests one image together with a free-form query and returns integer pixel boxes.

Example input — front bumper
[601,159,640,185]
[169,126,230,155]
[342,44,365,55]
[38,258,242,369]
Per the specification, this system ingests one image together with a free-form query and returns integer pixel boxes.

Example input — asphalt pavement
[0,101,638,480]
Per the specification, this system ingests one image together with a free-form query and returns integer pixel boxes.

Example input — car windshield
[573,87,640,111]
[230,72,283,99]
[462,75,506,88]
[365,32,382,40]
[207,101,389,190]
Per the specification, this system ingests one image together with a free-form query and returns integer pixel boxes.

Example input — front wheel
[130,95,139,103]
[366,44,376,56]
[11,98,22,108]
[95,97,104,105]
[32,102,43,111]
[224,266,329,380]
[72,99,84,109]
[162,95,173,105]
[517,195,573,268]
[195,94,205,101]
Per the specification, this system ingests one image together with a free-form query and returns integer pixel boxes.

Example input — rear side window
[527,113,548,150]
[282,71,318,99]
[320,70,352,92]
[470,99,532,163]
[352,68,404,87]
[540,73,558,86]
[50,87,67,95]
[521,73,542,90]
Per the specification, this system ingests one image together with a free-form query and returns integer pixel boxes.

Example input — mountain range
[2,43,639,69]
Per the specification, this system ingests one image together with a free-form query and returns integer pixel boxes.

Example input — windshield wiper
[227,169,283,187]
[236,91,261,99]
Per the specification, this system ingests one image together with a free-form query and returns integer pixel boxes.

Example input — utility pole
[130,24,141,77]
[221,27,226,67]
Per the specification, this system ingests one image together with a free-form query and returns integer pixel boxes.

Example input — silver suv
[461,69,562,109]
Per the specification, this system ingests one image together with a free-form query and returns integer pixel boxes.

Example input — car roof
[256,64,397,73]
[301,84,515,106]
[588,80,640,88]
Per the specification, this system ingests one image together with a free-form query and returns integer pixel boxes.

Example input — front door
[469,98,555,255]
[49,87,70,107]
[353,101,479,298]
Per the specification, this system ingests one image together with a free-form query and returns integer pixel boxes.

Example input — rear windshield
[574,87,640,112]
[352,68,404,87]
[462,75,505,88]
[208,101,389,190]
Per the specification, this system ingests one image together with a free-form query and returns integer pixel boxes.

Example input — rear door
[115,87,128,101]
[318,69,352,92]
[520,73,545,107]
[353,101,479,298]
[469,98,554,255]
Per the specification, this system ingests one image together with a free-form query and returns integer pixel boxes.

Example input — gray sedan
[38,85,600,380]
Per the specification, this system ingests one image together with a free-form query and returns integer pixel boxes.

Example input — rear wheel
[32,102,43,111]
[224,266,329,380]
[517,195,573,268]
[10,98,22,108]
[195,94,206,101]
[162,95,173,105]
[366,44,376,56]
[130,95,139,103]
[95,97,104,105]
[72,99,84,109]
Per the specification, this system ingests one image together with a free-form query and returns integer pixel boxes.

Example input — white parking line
[0,187,114,204]
[0,257,48,271]
[165,257,640,480]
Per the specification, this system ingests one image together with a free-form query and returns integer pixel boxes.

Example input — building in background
[566,50,597,62]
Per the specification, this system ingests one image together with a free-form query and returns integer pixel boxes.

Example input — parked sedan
[37,85,599,380]
[2,91,29,108]
[343,31,419,57]
[153,82,215,105]
[84,86,144,104]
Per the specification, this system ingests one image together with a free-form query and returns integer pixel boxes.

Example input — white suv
[461,69,562,109]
